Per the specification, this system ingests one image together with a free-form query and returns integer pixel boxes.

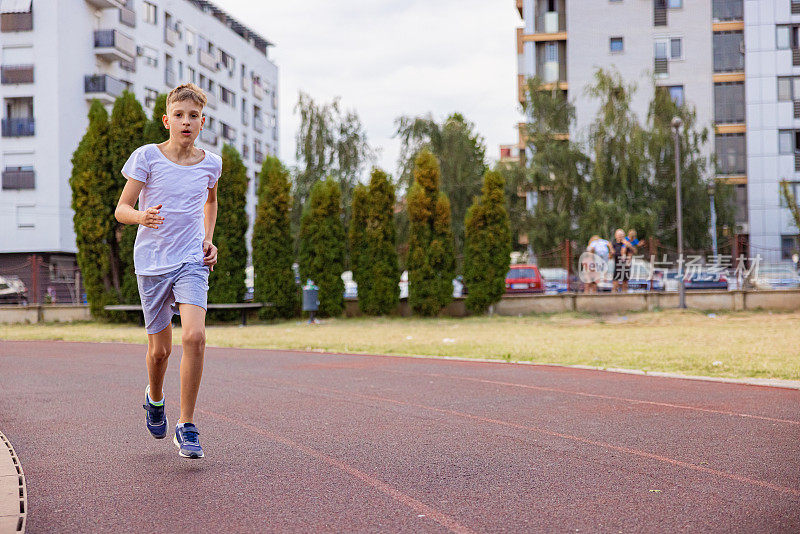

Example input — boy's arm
[115,176,163,228]
[202,182,219,270]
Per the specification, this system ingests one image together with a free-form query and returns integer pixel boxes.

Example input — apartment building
[511,0,764,260]
[0,0,279,301]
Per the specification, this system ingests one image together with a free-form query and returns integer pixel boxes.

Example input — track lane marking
[198,409,476,534]
[265,379,800,498]
[382,370,800,425]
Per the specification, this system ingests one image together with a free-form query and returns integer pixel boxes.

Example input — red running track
[0,340,798,533]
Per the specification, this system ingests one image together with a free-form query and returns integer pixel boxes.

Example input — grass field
[2,309,798,380]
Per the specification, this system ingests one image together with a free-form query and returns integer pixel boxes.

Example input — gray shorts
[137,262,209,334]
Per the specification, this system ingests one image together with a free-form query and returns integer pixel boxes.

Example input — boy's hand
[140,204,164,229]
[203,240,217,271]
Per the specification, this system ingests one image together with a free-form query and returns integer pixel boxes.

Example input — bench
[104,302,272,327]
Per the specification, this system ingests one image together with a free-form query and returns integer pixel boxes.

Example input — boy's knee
[149,345,171,363]
[182,329,205,349]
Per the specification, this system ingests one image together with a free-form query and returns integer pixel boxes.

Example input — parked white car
[750,264,800,290]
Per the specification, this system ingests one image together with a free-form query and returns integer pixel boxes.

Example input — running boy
[115,83,222,459]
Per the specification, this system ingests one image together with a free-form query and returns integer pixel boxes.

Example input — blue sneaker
[174,423,204,459]
[142,386,167,439]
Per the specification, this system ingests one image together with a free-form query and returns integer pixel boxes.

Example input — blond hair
[166,83,207,111]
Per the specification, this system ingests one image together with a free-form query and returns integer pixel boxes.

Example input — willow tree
[395,113,486,262]
[407,150,454,316]
[523,77,588,253]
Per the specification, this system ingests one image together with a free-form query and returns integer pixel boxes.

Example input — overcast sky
[221,0,521,180]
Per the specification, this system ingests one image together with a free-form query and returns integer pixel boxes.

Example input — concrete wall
[0,305,91,324]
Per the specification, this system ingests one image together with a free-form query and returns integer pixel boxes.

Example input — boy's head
[162,83,206,143]
[627,229,637,240]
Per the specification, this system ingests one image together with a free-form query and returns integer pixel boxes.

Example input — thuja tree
[143,93,169,144]
[407,149,455,316]
[252,155,298,320]
[299,178,346,317]
[108,91,148,304]
[348,183,370,300]
[463,170,511,314]
[207,144,249,320]
[358,168,400,315]
[69,100,117,318]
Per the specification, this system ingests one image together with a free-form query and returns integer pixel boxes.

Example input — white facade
[744,0,797,263]
[0,0,278,259]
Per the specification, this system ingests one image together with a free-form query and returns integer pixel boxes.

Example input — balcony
[712,0,743,21]
[254,149,264,164]
[119,5,135,27]
[1,10,32,32]
[94,29,136,63]
[654,0,667,26]
[795,153,800,173]
[85,0,124,8]
[253,82,265,100]
[793,1,800,15]
[535,11,565,34]
[204,89,217,109]
[164,68,176,87]
[1,64,33,84]
[199,128,218,145]
[164,26,179,47]
[2,167,35,190]
[2,117,35,137]
[794,101,800,120]
[793,48,800,67]
[198,49,218,71]
[84,74,126,104]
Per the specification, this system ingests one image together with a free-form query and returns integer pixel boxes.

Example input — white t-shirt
[121,143,222,275]
[588,238,611,261]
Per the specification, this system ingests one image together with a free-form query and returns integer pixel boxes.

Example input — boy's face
[162,99,205,144]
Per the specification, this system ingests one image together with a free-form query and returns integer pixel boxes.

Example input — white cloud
[220,0,521,179]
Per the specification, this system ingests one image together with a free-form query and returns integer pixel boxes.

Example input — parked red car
[505,265,544,294]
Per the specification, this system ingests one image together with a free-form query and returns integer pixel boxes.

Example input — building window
[715,133,746,174]
[545,42,558,62]
[779,130,799,154]
[16,204,34,229]
[609,37,624,53]
[776,25,799,50]
[668,85,684,106]
[667,0,682,7]
[713,0,743,22]
[140,45,158,67]
[144,88,158,108]
[670,37,682,59]
[713,31,744,72]
[143,1,157,25]
[714,82,745,123]
[782,235,800,260]
[188,66,196,84]
[220,85,235,106]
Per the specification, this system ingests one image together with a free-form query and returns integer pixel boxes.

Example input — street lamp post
[708,181,718,258]
[672,116,686,309]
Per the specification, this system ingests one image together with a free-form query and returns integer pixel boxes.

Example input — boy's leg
[146,325,173,402]
[177,303,206,425]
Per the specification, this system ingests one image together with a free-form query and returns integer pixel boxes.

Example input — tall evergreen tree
[355,168,400,315]
[348,183,370,301]
[298,178,346,317]
[109,91,148,303]
[70,100,117,318]
[207,144,249,319]
[463,170,511,314]
[407,150,455,316]
[252,155,298,320]
[143,93,169,144]
[395,113,486,263]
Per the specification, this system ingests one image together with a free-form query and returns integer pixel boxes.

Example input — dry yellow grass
[1,310,798,379]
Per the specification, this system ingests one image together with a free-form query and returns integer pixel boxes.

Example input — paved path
[0,340,798,533]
